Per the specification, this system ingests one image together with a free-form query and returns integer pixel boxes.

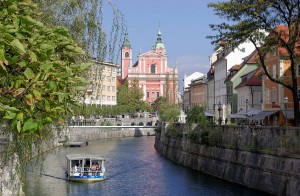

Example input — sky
[109,0,224,93]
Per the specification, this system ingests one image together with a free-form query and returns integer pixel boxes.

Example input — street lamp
[246,99,249,125]
[217,102,222,125]
[284,96,288,126]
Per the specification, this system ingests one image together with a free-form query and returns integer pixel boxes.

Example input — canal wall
[154,123,300,196]
[0,126,63,196]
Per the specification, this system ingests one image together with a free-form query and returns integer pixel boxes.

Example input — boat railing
[71,166,103,176]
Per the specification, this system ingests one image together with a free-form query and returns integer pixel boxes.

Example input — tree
[33,0,125,112]
[117,80,130,107]
[154,97,180,123]
[129,78,144,110]
[117,79,150,113]
[186,106,208,126]
[33,0,125,64]
[208,0,300,126]
[0,0,90,180]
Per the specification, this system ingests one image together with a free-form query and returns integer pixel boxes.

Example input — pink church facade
[121,30,179,104]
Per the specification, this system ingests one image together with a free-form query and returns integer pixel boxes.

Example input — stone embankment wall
[66,126,156,142]
[154,123,300,196]
[0,134,23,196]
[0,126,62,196]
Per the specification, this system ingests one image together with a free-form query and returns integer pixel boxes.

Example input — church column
[143,84,147,101]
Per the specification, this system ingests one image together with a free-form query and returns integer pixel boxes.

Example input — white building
[235,68,262,122]
[212,40,255,123]
[183,72,204,90]
[84,61,118,105]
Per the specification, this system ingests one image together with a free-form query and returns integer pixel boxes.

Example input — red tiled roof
[235,68,262,89]
[229,64,241,71]
[255,67,263,76]
[244,74,261,86]
[270,25,300,56]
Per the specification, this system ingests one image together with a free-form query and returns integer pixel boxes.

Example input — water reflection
[26,137,266,196]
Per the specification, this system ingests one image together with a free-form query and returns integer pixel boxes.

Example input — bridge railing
[68,116,159,127]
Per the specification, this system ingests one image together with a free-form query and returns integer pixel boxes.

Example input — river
[25,136,267,196]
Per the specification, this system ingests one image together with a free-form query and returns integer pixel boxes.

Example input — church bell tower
[121,32,132,79]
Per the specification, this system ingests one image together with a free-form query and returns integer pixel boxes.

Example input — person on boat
[91,163,97,176]
[76,163,81,172]
[96,163,101,175]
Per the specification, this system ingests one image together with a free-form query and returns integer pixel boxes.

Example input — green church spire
[155,29,165,49]
[122,32,131,48]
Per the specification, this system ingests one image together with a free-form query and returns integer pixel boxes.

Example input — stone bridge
[64,125,157,143]
[68,112,159,127]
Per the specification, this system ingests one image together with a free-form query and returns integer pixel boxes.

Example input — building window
[151,64,155,73]
[112,96,115,101]
[112,86,115,92]
[107,86,110,91]
[273,64,276,77]
[266,89,270,103]
[157,92,159,97]
[266,67,270,79]
[259,93,263,103]
[102,85,106,90]
[107,96,110,101]
[125,52,129,58]
[298,63,300,76]
[147,92,149,98]
[102,95,106,101]
[152,92,154,98]
[272,89,277,103]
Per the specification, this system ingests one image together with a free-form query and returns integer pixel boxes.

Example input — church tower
[121,32,132,79]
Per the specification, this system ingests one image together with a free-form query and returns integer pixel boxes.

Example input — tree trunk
[292,83,300,127]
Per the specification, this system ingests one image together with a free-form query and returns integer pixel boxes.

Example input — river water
[25,136,266,196]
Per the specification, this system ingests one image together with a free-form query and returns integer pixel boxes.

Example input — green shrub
[200,130,209,145]
[154,127,161,134]
[208,129,222,146]
[100,120,112,126]
[188,131,199,142]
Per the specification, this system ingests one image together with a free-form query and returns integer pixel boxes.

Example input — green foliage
[207,0,300,126]
[33,0,125,64]
[186,106,208,128]
[154,127,161,134]
[188,131,199,143]
[100,120,112,126]
[208,129,222,146]
[200,130,209,145]
[165,123,182,138]
[116,79,152,113]
[155,97,180,123]
[0,0,90,183]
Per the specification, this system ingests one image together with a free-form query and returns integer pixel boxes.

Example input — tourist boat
[65,154,106,182]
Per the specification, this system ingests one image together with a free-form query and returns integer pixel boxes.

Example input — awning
[205,111,214,117]
[235,108,261,116]
[229,113,246,119]
[247,108,261,116]
[250,110,279,119]
[282,110,294,119]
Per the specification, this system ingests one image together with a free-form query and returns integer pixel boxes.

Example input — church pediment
[139,50,166,57]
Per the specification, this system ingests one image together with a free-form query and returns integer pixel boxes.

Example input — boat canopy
[66,154,105,161]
